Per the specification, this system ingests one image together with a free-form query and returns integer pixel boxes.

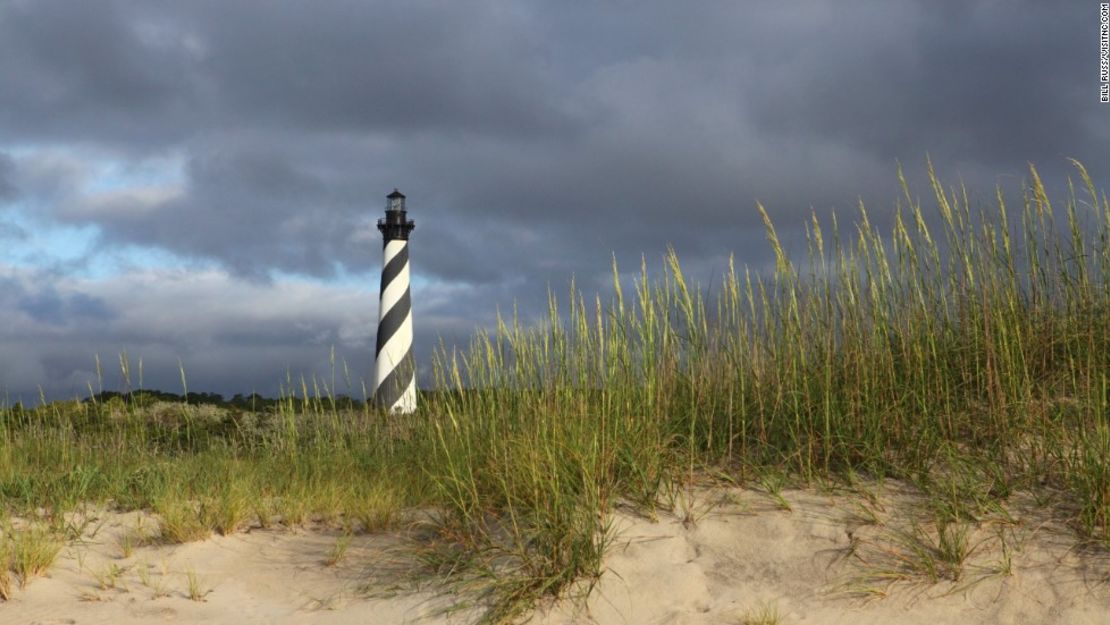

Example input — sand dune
[6,512,478,625]
[4,484,1109,624]
[534,487,1110,624]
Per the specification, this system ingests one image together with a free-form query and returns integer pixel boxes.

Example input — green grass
[2,158,1110,622]
[4,523,63,589]
[184,568,210,602]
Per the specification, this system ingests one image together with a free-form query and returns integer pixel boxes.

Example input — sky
[1,0,1108,402]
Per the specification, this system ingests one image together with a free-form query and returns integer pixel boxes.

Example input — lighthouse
[373,189,416,413]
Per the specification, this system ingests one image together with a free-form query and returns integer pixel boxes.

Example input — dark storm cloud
[190,1,572,138]
[8,0,1107,286]
[0,1,206,148]
[0,152,16,199]
[742,2,1097,170]
[15,287,115,326]
[0,0,571,148]
[82,142,346,281]
[1,0,1108,400]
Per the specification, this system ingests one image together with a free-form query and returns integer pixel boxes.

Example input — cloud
[15,286,116,326]
[0,0,572,148]
[0,1,207,149]
[0,221,26,241]
[0,263,513,400]
[0,152,16,200]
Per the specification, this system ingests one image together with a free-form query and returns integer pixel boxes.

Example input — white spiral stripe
[375,315,412,385]
[379,263,410,317]
[382,240,406,266]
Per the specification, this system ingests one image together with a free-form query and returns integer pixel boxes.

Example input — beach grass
[1,158,1109,623]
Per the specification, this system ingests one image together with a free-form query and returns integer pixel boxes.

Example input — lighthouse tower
[373,189,416,413]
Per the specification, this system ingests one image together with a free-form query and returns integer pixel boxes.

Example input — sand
[4,484,1109,625]
[533,486,1110,625]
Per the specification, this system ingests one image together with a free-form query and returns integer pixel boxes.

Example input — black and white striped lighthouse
[373,189,416,413]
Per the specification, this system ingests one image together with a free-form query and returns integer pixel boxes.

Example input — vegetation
[1,159,1109,623]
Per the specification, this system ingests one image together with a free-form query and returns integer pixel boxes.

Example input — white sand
[5,512,478,625]
[533,486,1110,625]
[5,484,1110,624]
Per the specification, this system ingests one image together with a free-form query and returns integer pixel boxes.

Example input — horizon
[2,1,1108,402]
